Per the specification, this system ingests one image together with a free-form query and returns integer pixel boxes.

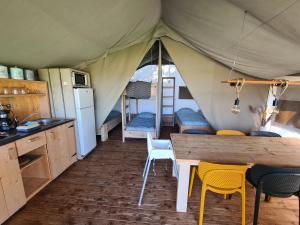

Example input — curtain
[161,37,268,131]
[85,40,155,133]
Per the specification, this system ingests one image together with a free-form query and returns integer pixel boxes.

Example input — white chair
[138,132,178,206]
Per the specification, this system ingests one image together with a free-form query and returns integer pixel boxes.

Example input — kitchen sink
[36,119,62,125]
[0,132,18,140]
[0,132,9,139]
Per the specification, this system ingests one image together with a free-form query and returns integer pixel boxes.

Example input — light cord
[228,11,247,80]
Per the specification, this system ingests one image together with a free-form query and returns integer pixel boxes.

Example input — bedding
[104,110,121,123]
[126,113,156,132]
[175,108,210,126]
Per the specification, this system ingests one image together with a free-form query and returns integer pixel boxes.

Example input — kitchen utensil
[0,65,8,78]
[0,104,12,131]
[20,87,28,95]
[10,66,24,80]
[12,87,19,95]
[2,87,9,95]
[24,69,35,80]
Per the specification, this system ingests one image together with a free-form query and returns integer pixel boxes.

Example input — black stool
[249,131,281,137]
[182,129,215,135]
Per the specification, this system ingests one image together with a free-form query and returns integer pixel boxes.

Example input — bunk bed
[123,112,156,140]
[121,80,160,142]
[100,110,122,142]
[175,108,213,133]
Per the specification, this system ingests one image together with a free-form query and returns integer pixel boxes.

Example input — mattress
[126,112,156,132]
[175,108,210,126]
[104,110,121,123]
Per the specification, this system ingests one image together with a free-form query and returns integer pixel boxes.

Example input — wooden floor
[5,126,299,225]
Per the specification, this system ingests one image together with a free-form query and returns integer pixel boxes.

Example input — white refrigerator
[74,88,97,158]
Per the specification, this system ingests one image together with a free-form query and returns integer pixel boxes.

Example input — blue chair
[249,131,281,137]
[246,164,300,225]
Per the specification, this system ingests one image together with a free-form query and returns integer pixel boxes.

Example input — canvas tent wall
[2,0,300,79]
[1,0,299,133]
[85,36,268,133]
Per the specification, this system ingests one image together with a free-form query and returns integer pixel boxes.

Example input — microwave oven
[71,71,89,87]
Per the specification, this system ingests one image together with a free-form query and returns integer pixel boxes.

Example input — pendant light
[270,80,288,115]
[231,78,245,114]
[228,11,247,114]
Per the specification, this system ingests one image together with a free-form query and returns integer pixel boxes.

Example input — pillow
[138,112,155,118]
[177,108,194,113]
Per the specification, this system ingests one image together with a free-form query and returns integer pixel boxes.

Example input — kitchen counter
[0,118,74,146]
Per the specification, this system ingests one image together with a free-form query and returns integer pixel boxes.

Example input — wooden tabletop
[171,134,300,167]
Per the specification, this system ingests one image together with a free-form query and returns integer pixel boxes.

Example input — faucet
[19,112,41,124]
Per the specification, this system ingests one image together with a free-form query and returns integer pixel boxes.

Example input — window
[179,86,193,99]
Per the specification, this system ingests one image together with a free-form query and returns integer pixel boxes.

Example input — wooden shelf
[22,177,50,199]
[0,78,46,84]
[0,94,45,98]
[222,79,300,85]
[19,155,45,171]
[0,78,51,121]
[20,148,51,200]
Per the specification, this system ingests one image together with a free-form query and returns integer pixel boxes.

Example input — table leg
[176,163,190,212]
[172,161,177,177]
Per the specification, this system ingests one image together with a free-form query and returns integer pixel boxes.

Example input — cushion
[138,112,155,118]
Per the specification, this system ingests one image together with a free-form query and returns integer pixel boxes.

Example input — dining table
[170,133,300,212]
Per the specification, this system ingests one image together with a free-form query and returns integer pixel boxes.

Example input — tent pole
[156,40,163,138]
[121,92,126,142]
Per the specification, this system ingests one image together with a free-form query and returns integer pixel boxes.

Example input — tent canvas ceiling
[1,0,300,79]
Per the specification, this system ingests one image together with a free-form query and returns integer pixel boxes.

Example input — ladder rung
[163,86,174,89]
[162,96,174,98]
[162,105,174,107]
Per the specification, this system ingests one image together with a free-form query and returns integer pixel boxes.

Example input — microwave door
[75,73,85,86]
[72,72,87,86]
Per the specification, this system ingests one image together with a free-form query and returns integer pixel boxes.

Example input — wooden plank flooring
[4,125,299,225]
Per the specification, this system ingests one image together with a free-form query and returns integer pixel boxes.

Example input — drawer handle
[68,125,74,128]
[27,136,40,143]
[8,147,17,160]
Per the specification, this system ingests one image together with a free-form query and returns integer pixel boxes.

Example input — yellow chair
[189,162,248,225]
[216,129,246,136]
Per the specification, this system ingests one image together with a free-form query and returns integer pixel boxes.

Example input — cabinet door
[0,143,26,222]
[46,126,70,179]
[65,121,77,163]
[48,68,65,118]
[0,181,9,224]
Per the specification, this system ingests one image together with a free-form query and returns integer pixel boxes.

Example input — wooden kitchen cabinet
[0,182,8,224]
[65,121,77,164]
[46,123,76,179]
[16,132,46,156]
[0,143,26,224]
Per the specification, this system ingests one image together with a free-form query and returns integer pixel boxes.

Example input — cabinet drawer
[16,132,46,156]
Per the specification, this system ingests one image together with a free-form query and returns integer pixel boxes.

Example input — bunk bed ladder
[161,77,175,126]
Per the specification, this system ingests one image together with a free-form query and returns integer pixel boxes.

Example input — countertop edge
[0,119,75,147]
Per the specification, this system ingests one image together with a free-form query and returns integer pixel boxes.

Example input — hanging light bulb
[230,78,245,114]
[231,97,241,114]
[270,80,289,116]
